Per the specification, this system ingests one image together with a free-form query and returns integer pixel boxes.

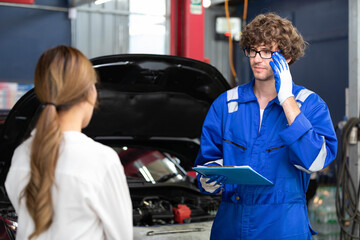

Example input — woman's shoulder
[59,132,121,179]
[63,131,118,159]
[11,135,33,165]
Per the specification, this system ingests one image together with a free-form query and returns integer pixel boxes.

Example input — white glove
[199,175,226,194]
[270,51,294,105]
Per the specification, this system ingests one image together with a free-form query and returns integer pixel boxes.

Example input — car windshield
[112,147,187,183]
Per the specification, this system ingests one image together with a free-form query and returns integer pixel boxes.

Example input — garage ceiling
[211,0,252,6]
[70,0,250,8]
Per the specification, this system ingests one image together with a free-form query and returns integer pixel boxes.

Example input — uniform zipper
[222,138,247,150]
[266,145,285,152]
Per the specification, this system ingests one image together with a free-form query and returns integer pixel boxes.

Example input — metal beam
[348,0,360,236]
[348,0,360,179]
[0,2,68,11]
[69,0,93,7]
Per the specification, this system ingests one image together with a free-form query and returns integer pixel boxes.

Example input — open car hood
[0,54,230,185]
[88,54,230,139]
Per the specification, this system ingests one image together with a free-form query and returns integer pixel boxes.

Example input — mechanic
[5,46,133,240]
[194,13,337,239]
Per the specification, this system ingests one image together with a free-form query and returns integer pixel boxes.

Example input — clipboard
[193,166,273,185]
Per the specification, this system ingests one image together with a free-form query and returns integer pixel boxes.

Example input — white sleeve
[5,146,29,214]
[90,152,133,240]
[5,168,20,213]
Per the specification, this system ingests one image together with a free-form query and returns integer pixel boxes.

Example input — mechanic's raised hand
[269,51,294,105]
[199,174,227,194]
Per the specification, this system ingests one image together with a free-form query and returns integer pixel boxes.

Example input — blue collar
[236,79,281,105]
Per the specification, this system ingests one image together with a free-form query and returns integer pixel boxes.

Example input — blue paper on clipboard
[193,166,273,185]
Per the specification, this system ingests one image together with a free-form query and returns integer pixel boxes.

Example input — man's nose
[254,52,263,62]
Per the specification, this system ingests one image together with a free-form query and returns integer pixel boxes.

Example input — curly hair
[240,13,307,65]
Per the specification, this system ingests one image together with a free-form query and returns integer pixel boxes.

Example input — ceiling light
[203,0,211,8]
[95,0,112,5]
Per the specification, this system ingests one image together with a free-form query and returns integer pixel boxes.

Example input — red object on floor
[0,0,34,3]
[187,170,197,178]
[173,204,191,223]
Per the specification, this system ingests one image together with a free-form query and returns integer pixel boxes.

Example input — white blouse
[5,131,133,240]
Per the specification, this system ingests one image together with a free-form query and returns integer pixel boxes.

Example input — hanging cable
[224,0,238,87]
[335,117,360,239]
[242,0,248,29]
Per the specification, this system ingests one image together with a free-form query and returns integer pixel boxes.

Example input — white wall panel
[73,0,169,58]
[73,0,130,59]
[204,5,233,85]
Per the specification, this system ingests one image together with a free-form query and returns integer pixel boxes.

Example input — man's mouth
[254,66,266,71]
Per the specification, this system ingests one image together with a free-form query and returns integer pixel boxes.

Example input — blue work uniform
[195,80,338,240]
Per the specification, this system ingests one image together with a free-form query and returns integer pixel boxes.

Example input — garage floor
[134,221,213,240]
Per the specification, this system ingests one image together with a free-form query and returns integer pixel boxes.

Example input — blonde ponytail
[25,105,62,239]
[22,45,97,239]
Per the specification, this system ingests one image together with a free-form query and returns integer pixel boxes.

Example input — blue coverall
[195,80,338,240]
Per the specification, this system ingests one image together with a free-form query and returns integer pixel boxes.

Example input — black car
[0,54,230,239]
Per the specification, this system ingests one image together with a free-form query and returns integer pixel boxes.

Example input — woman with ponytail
[5,45,133,240]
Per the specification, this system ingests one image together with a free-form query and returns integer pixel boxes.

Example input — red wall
[170,0,204,62]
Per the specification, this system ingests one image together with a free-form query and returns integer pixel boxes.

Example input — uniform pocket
[266,145,284,152]
[222,137,248,166]
[222,138,247,151]
[266,139,286,155]
[264,141,289,178]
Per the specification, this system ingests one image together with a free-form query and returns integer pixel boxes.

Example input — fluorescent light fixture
[216,16,241,34]
[215,16,241,41]
[95,0,112,5]
[203,0,211,8]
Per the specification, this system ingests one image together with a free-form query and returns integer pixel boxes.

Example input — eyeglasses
[243,47,274,59]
